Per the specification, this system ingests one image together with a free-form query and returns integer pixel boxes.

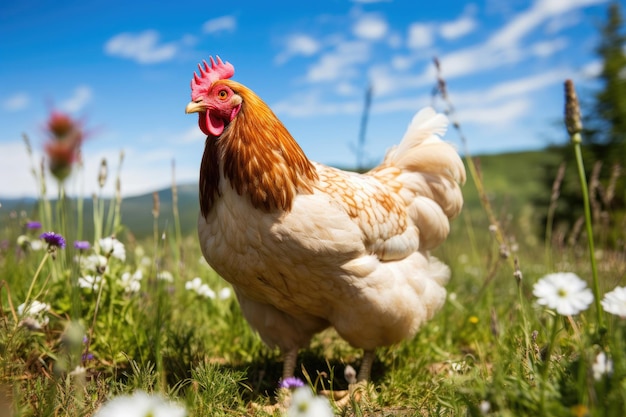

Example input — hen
[186,57,465,388]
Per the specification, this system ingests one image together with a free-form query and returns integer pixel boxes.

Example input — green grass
[1,142,625,416]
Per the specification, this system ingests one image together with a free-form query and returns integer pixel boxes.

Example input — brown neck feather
[199,81,318,218]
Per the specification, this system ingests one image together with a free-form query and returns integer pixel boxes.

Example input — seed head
[564,80,583,137]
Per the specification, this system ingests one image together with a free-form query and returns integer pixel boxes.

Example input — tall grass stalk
[21,252,51,318]
[544,162,566,269]
[433,57,516,272]
[171,159,183,273]
[564,80,604,332]
[103,152,125,237]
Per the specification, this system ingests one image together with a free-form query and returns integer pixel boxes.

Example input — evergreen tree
[541,2,626,248]
[590,1,626,149]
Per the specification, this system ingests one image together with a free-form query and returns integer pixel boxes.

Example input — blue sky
[0,0,610,198]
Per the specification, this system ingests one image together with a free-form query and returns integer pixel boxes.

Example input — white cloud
[529,38,568,57]
[545,11,582,33]
[178,125,207,144]
[61,86,93,113]
[424,0,601,83]
[0,140,39,197]
[581,59,602,78]
[440,10,477,40]
[451,69,571,105]
[391,55,413,71]
[306,41,370,82]
[202,16,236,34]
[105,30,178,64]
[407,23,435,49]
[272,91,361,117]
[352,14,388,41]
[368,64,432,96]
[275,34,321,64]
[2,92,30,112]
[488,0,607,49]
[456,98,531,126]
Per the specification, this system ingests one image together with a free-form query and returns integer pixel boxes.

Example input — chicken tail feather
[373,107,466,250]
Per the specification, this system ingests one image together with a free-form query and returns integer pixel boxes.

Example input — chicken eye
[218,90,228,100]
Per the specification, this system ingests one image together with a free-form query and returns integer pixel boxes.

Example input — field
[1,144,625,416]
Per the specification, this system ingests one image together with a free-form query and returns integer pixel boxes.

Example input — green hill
[1,149,564,240]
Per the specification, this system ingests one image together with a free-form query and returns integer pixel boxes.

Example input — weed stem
[564,80,604,332]
[21,252,50,317]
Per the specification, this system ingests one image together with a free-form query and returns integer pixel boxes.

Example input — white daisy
[93,391,186,417]
[78,274,102,290]
[99,237,126,261]
[533,272,593,316]
[218,287,232,300]
[185,277,215,299]
[601,286,626,318]
[18,300,50,317]
[81,254,108,274]
[120,270,143,293]
[592,351,613,381]
[17,300,50,328]
[287,386,333,417]
[156,271,174,282]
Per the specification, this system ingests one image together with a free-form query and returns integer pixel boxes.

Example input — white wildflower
[17,300,50,328]
[17,235,29,247]
[450,360,468,373]
[592,351,613,381]
[18,300,50,316]
[157,270,174,282]
[533,272,593,316]
[78,274,102,290]
[70,365,86,377]
[218,287,232,300]
[601,286,626,318]
[287,386,333,417]
[93,391,186,417]
[99,237,126,261]
[479,400,491,415]
[185,277,215,298]
[81,254,108,274]
[17,235,44,251]
[120,270,143,293]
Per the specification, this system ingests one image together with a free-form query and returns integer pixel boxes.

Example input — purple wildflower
[74,240,91,251]
[40,232,66,249]
[26,221,42,230]
[279,376,305,389]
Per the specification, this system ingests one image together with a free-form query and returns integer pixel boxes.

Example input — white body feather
[198,107,465,353]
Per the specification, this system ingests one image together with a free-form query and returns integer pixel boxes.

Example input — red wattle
[206,112,225,137]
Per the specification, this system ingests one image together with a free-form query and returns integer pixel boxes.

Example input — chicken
[185,56,466,388]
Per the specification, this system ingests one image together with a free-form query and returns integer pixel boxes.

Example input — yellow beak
[185,100,207,114]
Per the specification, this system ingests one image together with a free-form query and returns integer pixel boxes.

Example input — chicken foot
[321,349,375,408]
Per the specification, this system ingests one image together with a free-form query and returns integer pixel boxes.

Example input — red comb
[191,56,235,94]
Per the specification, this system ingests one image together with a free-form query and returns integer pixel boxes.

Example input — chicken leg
[320,349,375,408]
[282,348,298,381]
[356,349,375,382]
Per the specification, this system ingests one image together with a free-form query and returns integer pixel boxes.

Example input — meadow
[1,84,625,417]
